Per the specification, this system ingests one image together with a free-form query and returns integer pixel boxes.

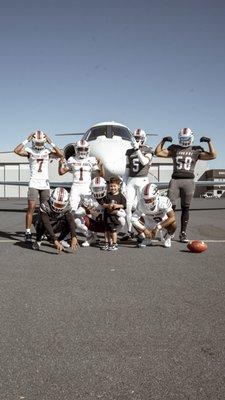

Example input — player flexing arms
[58,139,102,212]
[122,129,154,240]
[131,183,176,248]
[14,131,63,242]
[155,128,217,242]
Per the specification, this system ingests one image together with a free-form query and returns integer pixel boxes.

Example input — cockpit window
[84,127,107,141]
[84,125,132,141]
[111,126,132,141]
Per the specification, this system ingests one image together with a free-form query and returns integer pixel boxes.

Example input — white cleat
[162,233,172,248]
[81,233,98,247]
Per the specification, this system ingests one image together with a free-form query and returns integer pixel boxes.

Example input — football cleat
[137,238,152,248]
[81,233,98,247]
[179,231,189,243]
[60,240,70,248]
[120,231,134,241]
[32,241,41,250]
[162,233,172,248]
[100,242,109,251]
[25,232,32,243]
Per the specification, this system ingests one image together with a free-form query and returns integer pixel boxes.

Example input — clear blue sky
[0,0,224,168]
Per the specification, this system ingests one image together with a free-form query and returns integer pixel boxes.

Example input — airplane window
[84,127,107,141]
[112,126,132,141]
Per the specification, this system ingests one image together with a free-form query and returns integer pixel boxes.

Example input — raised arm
[155,136,173,158]
[199,137,217,160]
[45,134,64,159]
[58,158,71,175]
[14,133,33,157]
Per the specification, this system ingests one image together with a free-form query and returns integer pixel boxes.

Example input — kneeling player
[32,187,78,252]
[131,183,176,248]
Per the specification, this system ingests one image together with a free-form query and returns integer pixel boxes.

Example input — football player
[32,187,78,252]
[122,128,154,240]
[14,131,63,242]
[75,177,126,247]
[155,128,217,242]
[131,183,176,248]
[58,139,102,212]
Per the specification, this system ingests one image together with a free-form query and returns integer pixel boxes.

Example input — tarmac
[0,197,225,400]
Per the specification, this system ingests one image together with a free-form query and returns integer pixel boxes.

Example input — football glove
[162,136,173,143]
[200,136,211,143]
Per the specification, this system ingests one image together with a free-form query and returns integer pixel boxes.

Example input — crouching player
[32,187,78,253]
[131,183,176,248]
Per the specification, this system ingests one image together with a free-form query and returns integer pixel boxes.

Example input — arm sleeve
[40,212,56,241]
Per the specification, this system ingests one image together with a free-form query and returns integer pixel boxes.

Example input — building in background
[0,152,209,198]
[195,169,225,198]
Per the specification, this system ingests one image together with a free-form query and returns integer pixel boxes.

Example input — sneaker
[60,240,70,248]
[108,243,118,251]
[32,241,41,250]
[179,231,188,243]
[162,233,172,248]
[100,243,109,251]
[25,232,32,243]
[120,232,134,241]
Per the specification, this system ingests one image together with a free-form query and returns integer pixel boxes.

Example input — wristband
[50,142,56,148]
[157,224,162,230]
[22,139,28,146]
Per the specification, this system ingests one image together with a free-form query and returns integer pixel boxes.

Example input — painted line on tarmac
[0,239,225,243]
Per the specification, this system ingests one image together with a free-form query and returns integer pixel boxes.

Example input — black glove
[200,136,211,143]
[162,136,173,143]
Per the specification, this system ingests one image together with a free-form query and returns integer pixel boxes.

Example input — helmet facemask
[32,131,46,150]
[91,177,107,199]
[178,128,194,147]
[75,140,90,159]
[134,129,146,145]
[142,183,158,211]
[50,187,69,213]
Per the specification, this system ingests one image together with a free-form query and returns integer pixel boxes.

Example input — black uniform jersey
[168,145,204,179]
[126,145,153,177]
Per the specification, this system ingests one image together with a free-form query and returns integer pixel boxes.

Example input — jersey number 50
[176,156,192,171]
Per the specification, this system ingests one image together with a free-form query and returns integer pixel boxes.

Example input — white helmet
[178,128,194,147]
[134,128,146,145]
[91,177,107,199]
[75,139,90,158]
[50,187,69,213]
[32,130,46,150]
[142,183,159,210]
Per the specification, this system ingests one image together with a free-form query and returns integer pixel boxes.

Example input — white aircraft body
[61,121,135,179]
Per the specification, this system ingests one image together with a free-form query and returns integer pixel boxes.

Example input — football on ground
[187,240,208,253]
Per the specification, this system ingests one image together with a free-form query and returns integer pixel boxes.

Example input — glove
[200,136,211,143]
[162,136,173,143]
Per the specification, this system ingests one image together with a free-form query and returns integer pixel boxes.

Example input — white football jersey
[134,195,172,220]
[26,147,51,189]
[76,194,104,220]
[67,156,99,185]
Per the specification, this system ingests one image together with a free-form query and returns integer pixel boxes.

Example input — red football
[187,240,208,253]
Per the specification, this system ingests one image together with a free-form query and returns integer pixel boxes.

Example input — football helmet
[75,139,90,158]
[133,128,146,145]
[142,183,159,210]
[91,177,107,199]
[32,130,46,150]
[50,187,69,213]
[178,128,194,147]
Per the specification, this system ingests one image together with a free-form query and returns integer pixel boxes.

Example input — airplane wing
[55,133,84,136]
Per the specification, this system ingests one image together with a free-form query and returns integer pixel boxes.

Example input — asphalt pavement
[0,198,225,400]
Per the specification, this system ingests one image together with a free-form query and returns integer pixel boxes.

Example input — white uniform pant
[126,176,149,231]
[70,184,91,212]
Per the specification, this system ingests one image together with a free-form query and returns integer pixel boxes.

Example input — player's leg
[121,178,136,240]
[25,188,38,242]
[179,179,195,242]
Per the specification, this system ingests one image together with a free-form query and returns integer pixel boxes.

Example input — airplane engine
[63,143,75,160]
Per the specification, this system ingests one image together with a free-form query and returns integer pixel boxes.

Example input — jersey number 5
[132,158,140,172]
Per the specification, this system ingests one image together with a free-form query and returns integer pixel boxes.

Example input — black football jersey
[40,200,71,221]
[168,144,204,179]
[126,145,153,177]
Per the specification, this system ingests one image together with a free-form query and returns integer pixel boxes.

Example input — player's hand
[54,240,63,253]
[162,136,173,143]
[27,133,34,141]
[71,237,78,252]
[200,136,211,143]
[143,228,153,239]
[45,134,52,144]
[133,141,140,150]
